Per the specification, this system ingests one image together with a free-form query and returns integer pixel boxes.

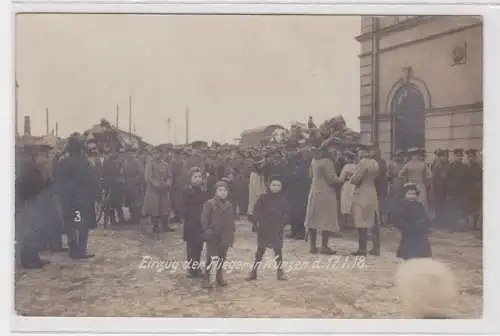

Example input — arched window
[391,82,426,151]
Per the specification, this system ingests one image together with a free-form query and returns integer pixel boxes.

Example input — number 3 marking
[74,210,81,223]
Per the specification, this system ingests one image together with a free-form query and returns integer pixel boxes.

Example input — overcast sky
[15,14,361,145]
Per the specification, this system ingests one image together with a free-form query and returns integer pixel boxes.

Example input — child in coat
[245,175,289,281]
[180,167,208,278]
[393,183,432,260]
[201,181,236,288]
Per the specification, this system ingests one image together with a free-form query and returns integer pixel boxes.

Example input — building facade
[356,16,483,160]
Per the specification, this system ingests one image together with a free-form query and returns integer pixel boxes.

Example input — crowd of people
[15,124,482,318]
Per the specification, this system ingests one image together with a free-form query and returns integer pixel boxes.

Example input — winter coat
[393,199,432,260]
[201,198,236,256]
[304,157,340,233]
[351,158,380,229]
[180,186,208,242]
[252,192,289,250]
[143,158,171,217]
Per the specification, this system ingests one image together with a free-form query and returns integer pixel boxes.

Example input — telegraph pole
[128,95,132,134]
[115,104,120,128]
[185,107,189,145]
[55,122,59,137]
[45,108,49,135]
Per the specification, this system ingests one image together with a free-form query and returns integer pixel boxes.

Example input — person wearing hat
[180,166,209,278]
[443,148,469,230]
[385,149,406,224]
[245,174,289,281]
[393,182,432,260]
[350,144,381,256]
[304,139,342,255]
[201,180,236,288]
[398,147,431,215]
[143,147,173,236]
[55,133,95,259]
[431,149,450,227]
[338,150,358,230]
[285,148,309,240]
[121,148,145,226]
[15,146,53,268]
[465,149,482,231]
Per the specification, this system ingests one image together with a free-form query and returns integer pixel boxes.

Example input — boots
[216,268,228,287]
[277,268,288,281]
[309,229,318,254]
[369,223,381,256]
[202,269,212,289]
[245,268,258,281]
[319,232,336,255]
[352,228,367,256]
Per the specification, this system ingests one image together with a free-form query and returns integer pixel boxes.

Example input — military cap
[395,149,405,156]
[452,148,464,155]
[344,150,357,158]
[407,147,423,154]
[465,148,478,155]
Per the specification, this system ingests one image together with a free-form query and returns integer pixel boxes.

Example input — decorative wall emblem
[452,42,467,65]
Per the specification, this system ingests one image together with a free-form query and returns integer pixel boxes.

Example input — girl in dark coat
[393,183,432,260]
[245,175,289,281]
[180,167,208,278]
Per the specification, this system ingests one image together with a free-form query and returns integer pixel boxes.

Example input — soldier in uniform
[15,145,51,268]
[55,134,95,259]
[443,148,469,230]
[466,149,482,230]
[431,149,450,227]
[374,149,388,225]
[143,147,173,234]
[286,149,309,239]
[101,148,125,226]
[121,149,145,225]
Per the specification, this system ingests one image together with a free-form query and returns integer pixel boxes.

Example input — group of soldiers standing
[15,128,482,270]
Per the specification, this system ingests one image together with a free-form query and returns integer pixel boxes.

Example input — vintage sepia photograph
[14,14,483,319]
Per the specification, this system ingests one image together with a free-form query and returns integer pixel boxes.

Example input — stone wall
[357,16,483,161]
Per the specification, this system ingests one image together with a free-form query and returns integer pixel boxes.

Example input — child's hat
[403,182,420,194]
[215,180,229,190]
[187,166,201,179]
[268,174,283,184]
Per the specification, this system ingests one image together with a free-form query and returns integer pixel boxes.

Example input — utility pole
[45,108,49,135]
[167,117,172,143]
[185,107,189,145]
[115,104,120,128]
[128,95,132,135]
[55,122,59,137]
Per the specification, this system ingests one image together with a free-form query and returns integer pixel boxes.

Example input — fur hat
[268,174,283,185]
[187,166,201,180]
[214,180,229,191]
[395,258,458,318]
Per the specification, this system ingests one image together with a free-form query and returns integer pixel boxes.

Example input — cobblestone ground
[15,220,483,318]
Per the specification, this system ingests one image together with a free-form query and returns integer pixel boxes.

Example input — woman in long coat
[398,147,432,215]
[304,145,341,255]
[143,150,172,232]
[338,151,357,229]
[350,147,380,256]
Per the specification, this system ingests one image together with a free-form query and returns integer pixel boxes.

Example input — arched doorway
[391,82,426,152]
